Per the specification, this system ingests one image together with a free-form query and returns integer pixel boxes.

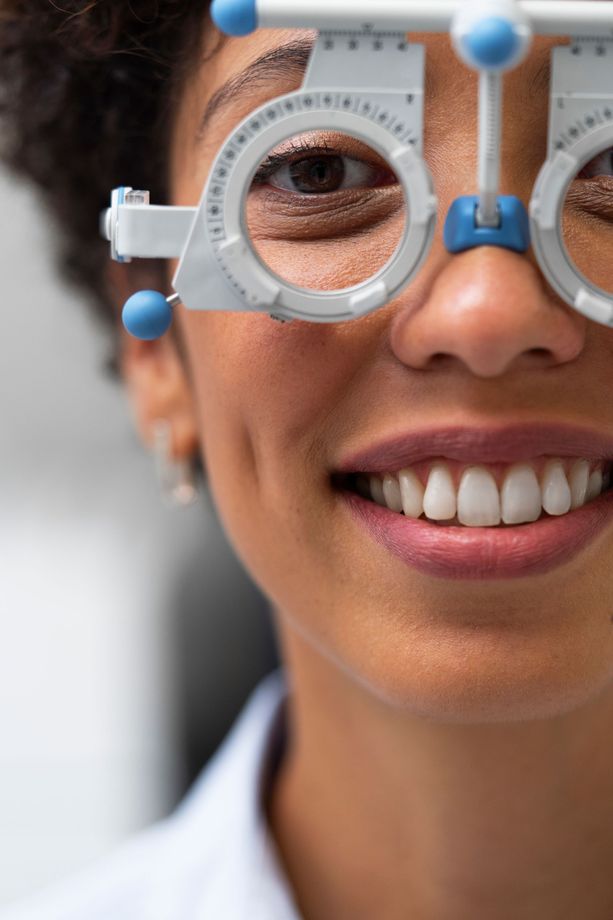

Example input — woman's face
[157,22,613,722]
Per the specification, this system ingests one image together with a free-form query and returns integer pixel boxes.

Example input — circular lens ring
[201,90,437,322]
[530,123,613,326]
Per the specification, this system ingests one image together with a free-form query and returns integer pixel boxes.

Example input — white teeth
[382,474,403,512]
[423,463,457,521]
[540,461,572,516]
[357,457,608,527]
[569,459,590,510]
[587,469,603,502]
[370,475,386,507]
[398,468,425,518]
[500,464,542,524]
[457,467,501,526]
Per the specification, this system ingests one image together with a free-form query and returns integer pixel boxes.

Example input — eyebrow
[197,36,315,139]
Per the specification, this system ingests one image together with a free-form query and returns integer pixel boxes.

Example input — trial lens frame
[100,0,613,340]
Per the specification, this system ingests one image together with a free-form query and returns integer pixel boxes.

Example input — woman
[1,2,613,918]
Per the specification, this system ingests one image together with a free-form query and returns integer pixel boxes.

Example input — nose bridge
[422,33,548,219]
[421,15,544,265]
[438,80,532,258]
[389,244,586,378]
[433,86,540,212]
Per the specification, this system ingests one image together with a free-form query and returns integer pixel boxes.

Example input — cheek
[178,309,356,619]
[177,306,401,611]
[179,309,363,498]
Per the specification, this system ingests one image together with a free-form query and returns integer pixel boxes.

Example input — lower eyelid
[246,186,405,239]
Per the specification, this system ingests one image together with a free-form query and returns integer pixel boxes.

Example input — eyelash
[250,140,396,191]
[251,141,326,184]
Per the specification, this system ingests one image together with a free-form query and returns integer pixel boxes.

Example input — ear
[119,327,200,460]
[109,261,199,461]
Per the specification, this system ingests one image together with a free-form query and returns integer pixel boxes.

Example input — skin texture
[120,19,613,920]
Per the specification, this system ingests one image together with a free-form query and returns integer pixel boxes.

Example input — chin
[333,613,613,725]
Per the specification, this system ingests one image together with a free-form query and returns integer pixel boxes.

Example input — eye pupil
[288,156,345,194]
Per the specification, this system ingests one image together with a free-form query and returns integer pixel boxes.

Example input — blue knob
[443,195,531,255]
[211,0,257,36]
[122,291,173,341]
[463,16,520,68]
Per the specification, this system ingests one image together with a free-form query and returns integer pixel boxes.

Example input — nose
[389,246,586,378]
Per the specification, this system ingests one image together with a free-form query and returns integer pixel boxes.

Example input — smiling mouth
[332,456,613,528]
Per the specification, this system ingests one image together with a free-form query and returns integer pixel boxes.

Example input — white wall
[0,169,210,905]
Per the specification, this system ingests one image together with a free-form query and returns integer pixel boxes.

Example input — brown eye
[287,156,346,194]
[253,150,397,196]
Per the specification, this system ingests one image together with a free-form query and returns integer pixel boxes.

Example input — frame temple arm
[101,204,197,261]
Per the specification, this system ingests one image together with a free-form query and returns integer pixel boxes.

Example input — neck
[268,620,613,920]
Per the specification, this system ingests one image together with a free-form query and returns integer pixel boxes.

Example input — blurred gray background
[0,167,279,906]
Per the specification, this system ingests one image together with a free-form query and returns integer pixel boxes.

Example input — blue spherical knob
[122,291,173,341]
[463,16,520,68]
[211,0,257,36]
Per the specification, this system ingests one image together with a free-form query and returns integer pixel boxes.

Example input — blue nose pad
[443,195,531,254]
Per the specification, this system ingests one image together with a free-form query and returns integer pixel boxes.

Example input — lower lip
[340,488,613,579]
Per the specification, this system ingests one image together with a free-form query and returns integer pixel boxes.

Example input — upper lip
[335,423,613,474]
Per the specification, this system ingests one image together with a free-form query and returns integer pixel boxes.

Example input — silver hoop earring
[151,419,198,509]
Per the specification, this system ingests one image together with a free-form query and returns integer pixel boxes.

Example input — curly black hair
[0,1,219,339]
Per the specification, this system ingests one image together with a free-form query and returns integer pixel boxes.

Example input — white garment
[0,669,301,920]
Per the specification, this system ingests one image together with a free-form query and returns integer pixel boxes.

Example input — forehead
[203,29,568,103]
[192,25,560,141]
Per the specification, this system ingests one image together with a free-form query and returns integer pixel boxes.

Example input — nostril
[429,353,454,368]
[528,348,551,359]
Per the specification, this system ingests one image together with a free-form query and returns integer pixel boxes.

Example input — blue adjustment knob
[444,196,530,255]
[463,16,520,68]
[122,291,173,341]
[211,0,257,36]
